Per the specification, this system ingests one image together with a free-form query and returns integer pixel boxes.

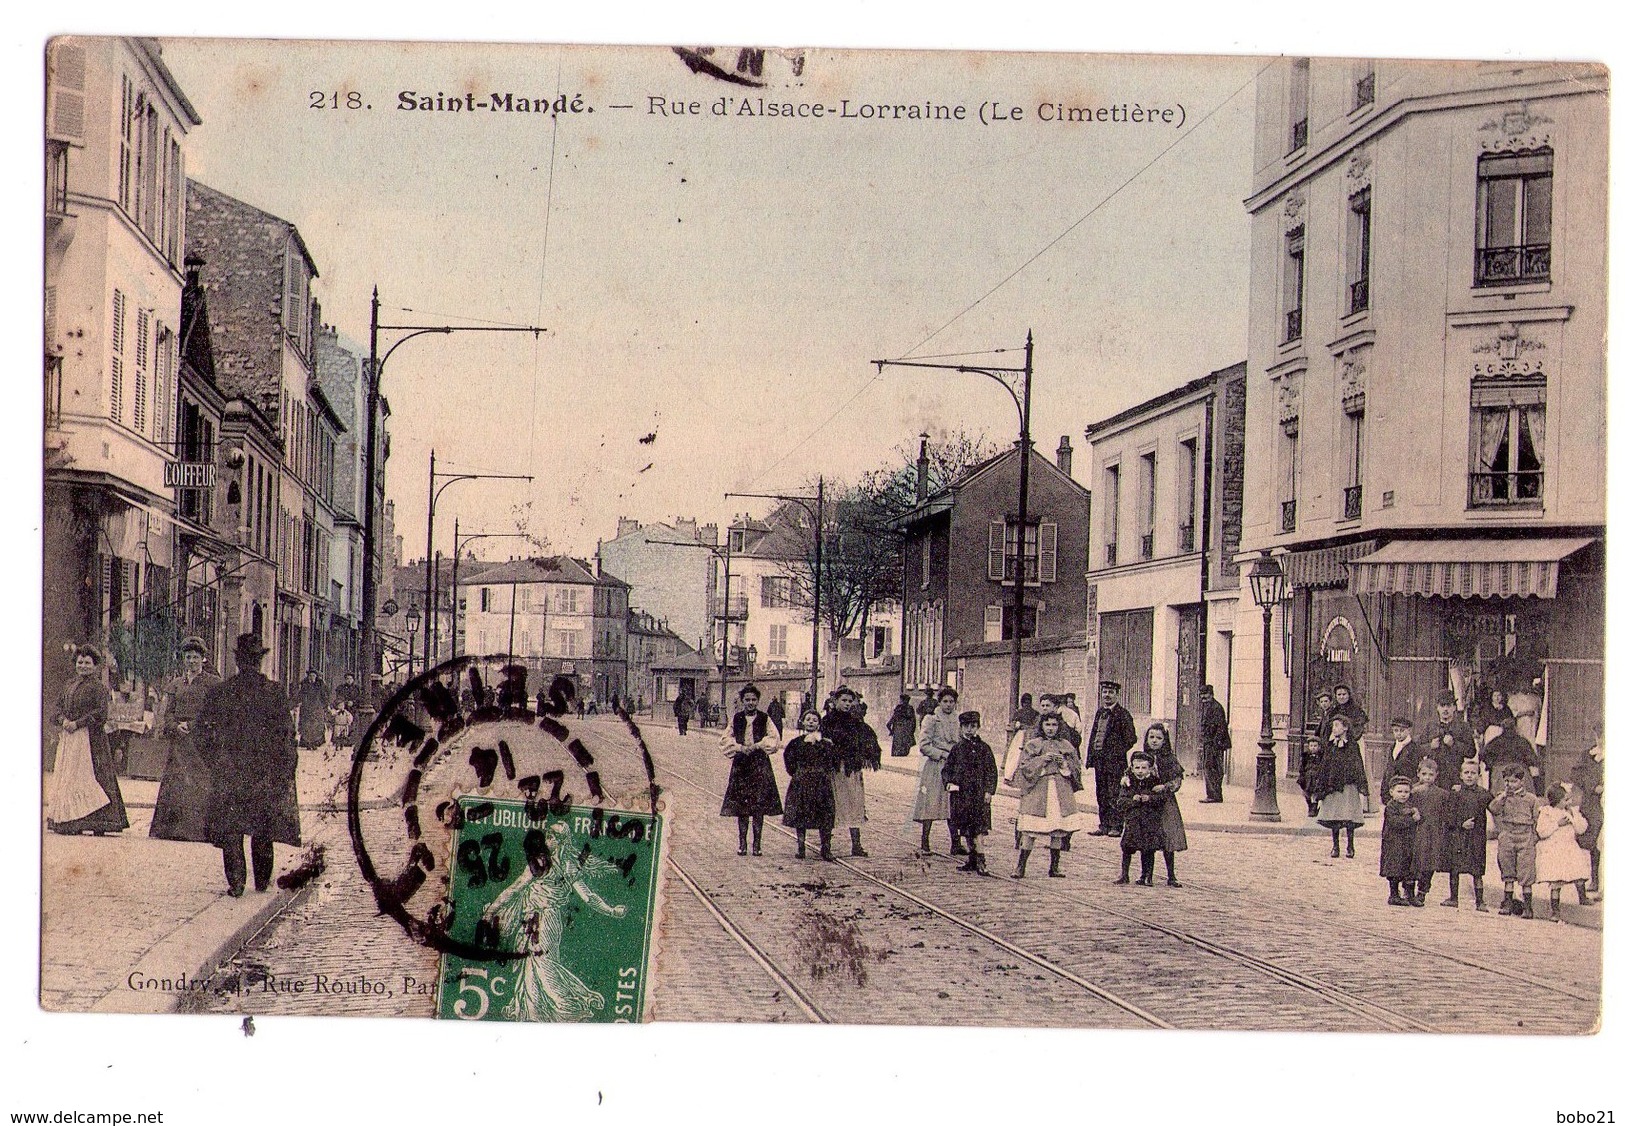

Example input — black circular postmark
[346,655,662,962]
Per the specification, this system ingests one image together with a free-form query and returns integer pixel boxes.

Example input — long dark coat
[50,674,128,834]
[294,676,331,748]
[1086,704,1138,771]
[720,711,783,817]
[196,671,300,846]
[886,703,917,756]
[1117,774,1167,853]
[1418,716,1477,785]
[1573,747,1603,852]
[1379,798,1421,880]
[1198,697,1231,772]
[1312,734,1369,801]
[150,669,221,842]
[1147,742,1189,852]
[1411,784,1448,876]
[942,735,998,838]
[1443,784,1493,876]
[781,735,835,831]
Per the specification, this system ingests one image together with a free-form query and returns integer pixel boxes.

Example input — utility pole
[875,333,1035,738]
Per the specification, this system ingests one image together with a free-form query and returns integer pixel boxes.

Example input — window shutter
[1038,522,1058,583]
[109,290,125,423]
[983,605,1003,643]
[47,42,87,145]
[987,521,1006,580]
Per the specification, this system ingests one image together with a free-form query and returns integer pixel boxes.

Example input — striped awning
[1348,538,1596,599]
[1280,540,1376,589]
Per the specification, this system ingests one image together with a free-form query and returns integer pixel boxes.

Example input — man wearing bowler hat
[1086,680,1137,836]
[195,633,300,896]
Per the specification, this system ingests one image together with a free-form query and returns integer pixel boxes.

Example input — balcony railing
[1343,484,1363,520]
[715,595,750,621]
[45,356,63,429]
[1280,499,1297,532]
[1177,523,1195,553]
[1349,276,1369,314]
[1140,532,1155,560]
[1474,244,1551,287]
[1354,72,1375,108]
[1104,541,1117,566]
[1289,118,1308,153]
[1283,307,1302,343]
[1470,470,1544,507]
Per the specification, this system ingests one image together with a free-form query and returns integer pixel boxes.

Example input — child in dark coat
[1442,758,1494,910]
[781,709,835,861]
[1114,751,1166,887]
[942,711,998,877]
[1410,758,1448,906]
[1380,775,1423,906]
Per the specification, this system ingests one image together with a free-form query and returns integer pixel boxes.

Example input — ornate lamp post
[404,601,422,682]
[1248,552,1287,822]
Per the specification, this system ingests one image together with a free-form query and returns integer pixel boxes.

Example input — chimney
[701,522,719,546]
[915,433,930,505]
[673,516,698,541]
[616,517,641,538]
[1056,435,1074,478]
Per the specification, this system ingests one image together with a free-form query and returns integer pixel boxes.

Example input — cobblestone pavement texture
[101,713,1599,1032]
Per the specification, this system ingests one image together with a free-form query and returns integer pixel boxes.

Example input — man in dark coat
[887,693,917,757]
[197,633,300,896]
[916,688,937,722]
[1197,684,1231,803]
[150,636,221,842]
[1086,680,1137,836]
[293,666,331,749]
[1380,716,1422,804]
[673,692,694,735]
[1417,691,1476,786]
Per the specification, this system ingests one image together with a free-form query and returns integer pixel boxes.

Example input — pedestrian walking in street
[1489,765,1540,917]
[1085,680,1136,837]
[150,636,221,842]
[1313,714,1368,858]
[1380,775,1424,906]
[782,709,835,861]
[942,710,997,876]
[1535,783,1591,923]
[1008,713,1085,878]
[673,692,694,736]
[1441,758,1493,910]
[823,685,882,857]
[1409,758,1448,906]
[1114,750,1166,886]
[46,645,129,836]
[196,633,299,897]
[1197,684,1230,804]
[293,665,331,749]
[887,693,917,758]
[1419,691,1477,790]
[1573,724,1603,895]
[1140,723,1188,887]
[912,687,958,854]
[719,685,783,857]
[765,693,786,738]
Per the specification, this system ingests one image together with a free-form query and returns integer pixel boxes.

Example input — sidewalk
[40,745,358,1014]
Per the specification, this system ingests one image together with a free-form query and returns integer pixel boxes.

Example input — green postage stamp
[437,798,663,1023]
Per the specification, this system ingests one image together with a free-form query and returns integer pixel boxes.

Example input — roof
[650,651,716,673]
[1083,361,1245,439]
[892,445,1088,531]
[460,556,628,588]
[731,504,813,560]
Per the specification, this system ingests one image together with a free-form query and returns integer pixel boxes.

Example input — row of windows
[117,74,185,265]
[108,288,174,446]
[1284,58,1376,157]
[1098,437,1201,567]
[473,585,595,615]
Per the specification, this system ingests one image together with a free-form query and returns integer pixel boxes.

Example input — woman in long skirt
[150,636,220,842]
[719,685,783,856]
[1313,714,1368,858]
[47,645,128,836]
[1141,723,1188,887]
[912,687,958,853]
[782,710,835,860]
[1007,714,1086,878]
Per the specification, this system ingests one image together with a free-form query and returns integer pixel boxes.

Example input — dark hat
[1436,690,1458,707]
[72,642,102,663]
[1130,749,1154,763]
[958,711,981,726]
[1505,764,1528,780]
[1200,684,1215,696]
[1389,716,1412,728]
[233,632,269,660]
[1388,775,1414,791]
[179,635,208,655]
[1100,680,1121,692]
[739,683,761,699]
[1315,687,1333,700]
[937,686,959,701]
[834,685,858,699]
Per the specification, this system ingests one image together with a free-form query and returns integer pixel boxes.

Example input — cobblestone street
[179,715,1601,1032]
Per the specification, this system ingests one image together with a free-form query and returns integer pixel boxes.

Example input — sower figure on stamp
[823,685,882,857]
[196,633,300,897]
[719,684,782,857]
[942,710,998,876]
[1197,684,1230,804]
[1086,680,1136,837]
[150,635,220,842]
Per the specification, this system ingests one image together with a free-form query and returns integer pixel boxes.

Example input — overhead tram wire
[743,59,1274,491]
[530,52,566,479]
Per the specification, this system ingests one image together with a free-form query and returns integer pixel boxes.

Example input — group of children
[1379,757,1593,922]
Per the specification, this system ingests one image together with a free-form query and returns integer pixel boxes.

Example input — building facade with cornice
[1233,58,1606,789]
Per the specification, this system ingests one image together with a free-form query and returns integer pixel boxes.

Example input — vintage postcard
[39,35,1606,1035]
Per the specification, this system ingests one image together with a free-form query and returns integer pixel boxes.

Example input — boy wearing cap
[1380,775,1423,906]
[942,711,997,876]
[1489,765,1541,916]
[1380,716,1421,805]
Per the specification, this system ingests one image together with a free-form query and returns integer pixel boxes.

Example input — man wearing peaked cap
[1086,679,1137,836]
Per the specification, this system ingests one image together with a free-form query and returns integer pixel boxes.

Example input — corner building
[1235,58,1606,788]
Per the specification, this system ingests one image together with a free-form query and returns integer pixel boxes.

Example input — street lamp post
[404,601,422,682]
[1248,552,1287,822]
[726,478,824,705]
[422,449,533,674]
[359,289,545,709]
[875,332,1035,738]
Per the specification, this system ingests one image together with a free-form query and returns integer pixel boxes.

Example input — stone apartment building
[1234,57,1606,787]
[1084,362,1246,771]
[598,516,718,654]
[895,439,1091,732]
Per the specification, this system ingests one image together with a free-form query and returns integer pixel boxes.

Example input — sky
[157,40,1264,558]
